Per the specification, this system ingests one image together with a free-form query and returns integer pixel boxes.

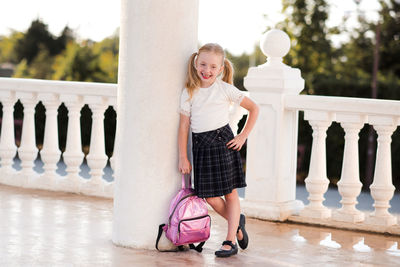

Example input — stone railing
[0,77,117,198]
[241,29,400,235]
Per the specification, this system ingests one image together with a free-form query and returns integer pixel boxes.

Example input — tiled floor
[0,184,399,266]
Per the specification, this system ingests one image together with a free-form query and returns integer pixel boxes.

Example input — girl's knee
[225,189,238,201]
[206,197,220,206]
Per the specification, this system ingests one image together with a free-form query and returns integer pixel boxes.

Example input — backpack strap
[189,242,205,253]
[181,175,186,189]
[182,174,192,189]
[155,224,165,251]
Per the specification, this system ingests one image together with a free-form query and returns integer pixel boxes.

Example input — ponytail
[185,52,201,99]
[222,58,234,85]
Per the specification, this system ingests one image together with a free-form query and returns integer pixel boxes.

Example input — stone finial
[260,29,291,67]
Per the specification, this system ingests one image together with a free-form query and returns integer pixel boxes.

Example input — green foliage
[0,31,23,63]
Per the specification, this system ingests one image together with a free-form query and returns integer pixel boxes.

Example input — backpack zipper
[177,214,211,234]
[168,193,196,226]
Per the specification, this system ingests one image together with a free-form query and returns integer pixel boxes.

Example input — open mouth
[201,73,211,79]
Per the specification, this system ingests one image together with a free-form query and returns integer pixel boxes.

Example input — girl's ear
[218,65,224,75]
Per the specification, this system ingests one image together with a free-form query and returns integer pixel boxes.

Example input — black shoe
[215,240,238,257]
[237,214,249,250]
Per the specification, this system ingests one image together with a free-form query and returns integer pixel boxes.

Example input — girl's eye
[201,63,206,66]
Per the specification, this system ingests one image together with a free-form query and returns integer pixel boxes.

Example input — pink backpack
[156,175,211,252]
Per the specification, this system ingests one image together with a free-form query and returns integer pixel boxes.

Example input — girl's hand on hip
[226,133,247,151]
[179,158,192,174]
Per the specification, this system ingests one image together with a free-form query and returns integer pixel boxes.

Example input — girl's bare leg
[206,189,242,250]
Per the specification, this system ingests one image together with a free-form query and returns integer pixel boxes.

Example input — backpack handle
[182,174,192,189]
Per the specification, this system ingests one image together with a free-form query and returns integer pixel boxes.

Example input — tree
[0,31,23,63]
[277,0,333,94]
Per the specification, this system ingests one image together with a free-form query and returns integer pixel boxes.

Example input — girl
[178,43,259,257]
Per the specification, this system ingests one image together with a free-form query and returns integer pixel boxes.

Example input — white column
[0,93,17,178]
[81,103,108,196]
[300,111,333,219]
[242,29,304,221]
[366,120,397,226]
[332,114,365,223]
[59,96,84,192]
[37,95,61,190]
[17,94,38,187]
[113,0,199,249]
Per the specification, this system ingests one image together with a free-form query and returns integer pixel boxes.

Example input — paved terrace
[1,184,399,266]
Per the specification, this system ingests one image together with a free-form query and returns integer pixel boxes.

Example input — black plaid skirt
[192,124,246,198]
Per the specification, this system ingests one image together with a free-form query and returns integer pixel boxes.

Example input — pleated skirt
[192,124,246,198]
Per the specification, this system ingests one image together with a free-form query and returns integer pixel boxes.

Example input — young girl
[178,43,259,257]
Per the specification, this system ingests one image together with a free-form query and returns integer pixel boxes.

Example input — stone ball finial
[260,29,291,59]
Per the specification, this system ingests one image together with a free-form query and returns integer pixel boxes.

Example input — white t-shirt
[179,80,245,133]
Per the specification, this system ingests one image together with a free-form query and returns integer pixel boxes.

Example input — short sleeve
[224,83,245,105]
[179,88,191,117]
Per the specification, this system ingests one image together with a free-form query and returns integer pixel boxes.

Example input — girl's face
[195,51,224,88]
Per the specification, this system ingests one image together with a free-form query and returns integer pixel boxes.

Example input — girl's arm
[227,96,259,151]
[178,114,192,174]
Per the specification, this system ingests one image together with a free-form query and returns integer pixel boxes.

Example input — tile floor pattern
[0,184,399,266]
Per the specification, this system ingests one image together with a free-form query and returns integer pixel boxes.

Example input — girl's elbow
[251,103,260,114]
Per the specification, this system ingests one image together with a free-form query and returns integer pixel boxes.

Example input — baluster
[332,120,365,223]
[300,111,333,219]
[366,124,397,226]
[0,95,17,179]
[18,95,38,187]
[59,98,84,192]
[37,96,61,190]
[81,103,108,196]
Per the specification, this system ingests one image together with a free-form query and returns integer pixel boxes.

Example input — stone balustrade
[241,29,400,235]
[0,77,117,198]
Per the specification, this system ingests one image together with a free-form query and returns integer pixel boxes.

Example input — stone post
[113,0,199,249]
[241,29,304,221]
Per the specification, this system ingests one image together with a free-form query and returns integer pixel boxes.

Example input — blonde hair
[185,43,234,99]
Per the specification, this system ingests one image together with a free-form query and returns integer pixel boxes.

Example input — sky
[0,0,381,55]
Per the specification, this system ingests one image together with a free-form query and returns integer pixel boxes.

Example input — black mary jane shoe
[237,214,249,250]
[215,240,238,258]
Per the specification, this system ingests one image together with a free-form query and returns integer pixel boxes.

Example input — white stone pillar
[59,95,84,192]
[37,94,61,190]
[113,0,199,249]
[332,114,365,223]
[0,92,17,178]
[366,117,397,226]
[300,111,333,219]
[241,29,304,221]
[81,101,108,196]
[17,93,38,187]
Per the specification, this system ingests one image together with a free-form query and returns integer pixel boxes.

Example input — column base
[365,213,397,227]
[240,199,304,221]
[332,208,365,223]
[300,205,332,219]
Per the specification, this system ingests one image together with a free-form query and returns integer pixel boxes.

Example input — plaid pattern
[192,124,246,198]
